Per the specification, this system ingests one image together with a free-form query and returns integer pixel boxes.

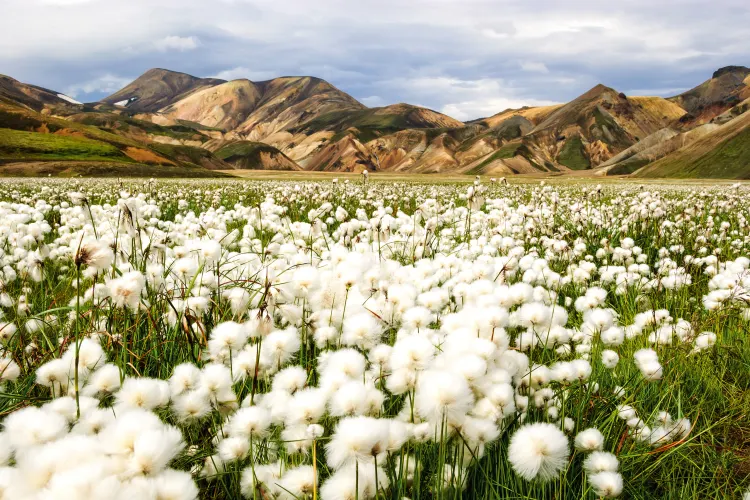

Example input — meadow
[0,176,748,499]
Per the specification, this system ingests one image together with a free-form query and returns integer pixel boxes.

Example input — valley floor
[218,169,750,186]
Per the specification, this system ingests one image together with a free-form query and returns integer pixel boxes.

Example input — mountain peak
[670,65,750,123]
[102,68,225,112]
[0,74,20,84]
[142,67,192,77]
[0,73,82,111]
[579,83,618,100]
[712,65,750,79]
[130,67,226,85]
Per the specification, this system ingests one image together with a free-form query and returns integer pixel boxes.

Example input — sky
[1,0,748,121]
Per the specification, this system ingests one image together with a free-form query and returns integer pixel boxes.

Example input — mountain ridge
[1,65,749,178]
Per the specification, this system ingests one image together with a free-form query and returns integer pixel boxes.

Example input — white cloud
[38,0,98,4]
[154,35,201,52]
[360,96,387,107]
[370,76,558,120]
[1,0,747,114]
[211,67,278,81]
[64,74,131,98]
[520,61,549,73]
[441,97,557,121]
[480,28,511,40]
[622,87,691,97]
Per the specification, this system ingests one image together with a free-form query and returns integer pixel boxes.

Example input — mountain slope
[0,92,227,176]
[214,141,301,171]
[670,66,750,126]
[273,103,465,172]
[293,103,463,141]
[634,109,750,179]
[531,85,681,144]
[522,85,684,168]
[101,68,225,112]
[474,105,564,128]
[628,96,687,122]
[598,92,750,177]
[161,79,263,131]
[156,76,365,137]
[597,125,719,176]
[0,74,82,111]
[64,111,215,147]
[235,77,366,138]
[357,118,534,174]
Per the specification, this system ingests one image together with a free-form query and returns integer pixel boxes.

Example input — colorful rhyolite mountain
[0,66,749,177]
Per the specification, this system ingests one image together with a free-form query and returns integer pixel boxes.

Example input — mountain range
[1,65,749,178]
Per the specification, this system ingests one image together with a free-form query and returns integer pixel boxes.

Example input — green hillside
[0,128,130,162]
[637,126,750,179]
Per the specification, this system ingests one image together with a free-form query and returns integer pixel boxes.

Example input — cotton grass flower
[0,357,20,382]
[574,428,605,452]
[74,239,114,272]
[633,348,662,381]
[692,331,717,353]
[326,416,390,469]
[508,422,570,481]
[583,451,619,474]
[589,471,624,497]
[414,370,474,423]
[107,271,146,311]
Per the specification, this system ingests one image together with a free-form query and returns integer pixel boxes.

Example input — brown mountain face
[153,74,464,172]
[593,68,750,177]
[158,75,367,167]
[270,103,466,172]
[0,74,82,112]
[294,103,463,140]
[670,66,750,126]
[473,105,563,128]
[235,77,366,137]
[301,134,374,173]
[161,79,263,131]
[101,68,226,112]
[354,118,535,174]
[213,141,302,171]
[523,84,686,169]
[160,76,365,135]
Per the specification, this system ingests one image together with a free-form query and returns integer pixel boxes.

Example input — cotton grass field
[0,176,748,500]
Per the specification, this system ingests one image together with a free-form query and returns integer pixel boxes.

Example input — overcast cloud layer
[2,0,748,120]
